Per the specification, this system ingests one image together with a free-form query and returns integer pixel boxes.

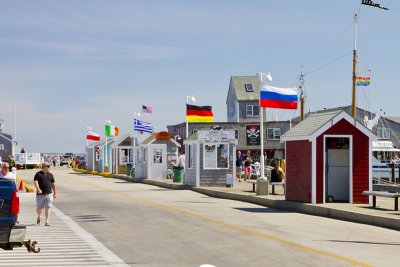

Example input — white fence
[14,153,41,165]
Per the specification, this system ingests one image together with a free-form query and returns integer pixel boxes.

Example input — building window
[267,128,281,140]
[153,149,162,164]
[246,105,259,117]
[120,148,134,164]
[245,83,254,92]
[234,129,239,141]
[228,106,235,119]
[377,127,390,140]
[203,143,229,169]
[188,144,194,169]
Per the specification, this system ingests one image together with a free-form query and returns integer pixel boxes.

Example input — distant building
[226,75,262,123]
[0,119,14,161]
[168,75,400,164]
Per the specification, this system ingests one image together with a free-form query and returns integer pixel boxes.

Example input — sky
[0,0,398,153]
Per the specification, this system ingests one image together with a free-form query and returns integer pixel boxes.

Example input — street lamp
[257,72,272,180]
[186,95,196,139]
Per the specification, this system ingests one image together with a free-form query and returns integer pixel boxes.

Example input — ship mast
[352,1,389,118]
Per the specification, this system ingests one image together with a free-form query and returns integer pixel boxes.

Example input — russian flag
[259,84,298,110]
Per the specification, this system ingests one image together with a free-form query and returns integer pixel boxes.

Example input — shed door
[148,144,167,179]
[326,137,350,202]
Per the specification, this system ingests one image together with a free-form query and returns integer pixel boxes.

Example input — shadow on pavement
[233,207,291,213]
[322,240,400,246]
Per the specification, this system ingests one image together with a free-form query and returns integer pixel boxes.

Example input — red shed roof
[281,110,376,142]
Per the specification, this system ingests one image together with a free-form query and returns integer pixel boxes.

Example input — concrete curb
[192,188,400,232]
[112,175,191,190]
[81,171,400,232]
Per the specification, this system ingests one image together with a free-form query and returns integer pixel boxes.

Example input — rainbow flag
[356,77,371,86]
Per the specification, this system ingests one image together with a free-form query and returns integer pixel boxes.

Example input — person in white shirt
[0,162,17,185]
[176,150,185,169]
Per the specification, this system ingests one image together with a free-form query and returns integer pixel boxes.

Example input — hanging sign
[246,125,260,146]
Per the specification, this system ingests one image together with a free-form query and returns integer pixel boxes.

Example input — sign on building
[246,125,260,146]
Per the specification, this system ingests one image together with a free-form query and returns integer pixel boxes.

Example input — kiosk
[135,132,180,180]
[281,110,376,204]
[111,134,135,175]
[184,128,237,187]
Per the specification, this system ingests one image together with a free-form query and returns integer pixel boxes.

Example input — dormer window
[245,83,254,92]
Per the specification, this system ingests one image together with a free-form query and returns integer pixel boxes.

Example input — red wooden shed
[281,110,376,204]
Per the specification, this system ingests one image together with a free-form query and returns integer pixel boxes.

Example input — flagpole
[186,95,195,139]
[351,13,358,118]
[105,135,108,172]
[259,72,265,180]
[258,72,272,180]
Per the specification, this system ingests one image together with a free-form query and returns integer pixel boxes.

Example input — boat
[372,140,400,183]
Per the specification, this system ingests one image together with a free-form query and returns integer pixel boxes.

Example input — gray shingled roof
[140,134,157,145]
[386,117,400,124]
[230,76,261,101]
[282,110,342,138]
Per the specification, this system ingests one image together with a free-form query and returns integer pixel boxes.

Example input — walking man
[34,162,56,226]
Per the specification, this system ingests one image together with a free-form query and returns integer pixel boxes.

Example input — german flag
[186,104,214,122]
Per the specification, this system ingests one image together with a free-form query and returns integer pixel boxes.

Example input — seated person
[271,161,285,186]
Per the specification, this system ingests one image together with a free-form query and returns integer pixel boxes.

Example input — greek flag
[134,118,155,133]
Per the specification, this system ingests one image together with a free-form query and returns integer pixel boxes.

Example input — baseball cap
[42,162,51,167]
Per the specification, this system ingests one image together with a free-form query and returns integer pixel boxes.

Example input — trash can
[173,166,184,182]
[127,163,133,176]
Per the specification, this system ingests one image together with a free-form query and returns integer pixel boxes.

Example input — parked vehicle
[0,179,25,250]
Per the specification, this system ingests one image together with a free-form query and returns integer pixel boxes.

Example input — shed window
[267,128,281,140]
[246,105,259,117]
[377,127,390,140]
[203,143,229,169]
[120,148,134,164]
[188,144,194,169]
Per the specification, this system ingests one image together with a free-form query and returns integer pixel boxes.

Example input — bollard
[256,177,269,195]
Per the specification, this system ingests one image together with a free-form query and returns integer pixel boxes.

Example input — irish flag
[87,131,101,141]
[105,124,119,137]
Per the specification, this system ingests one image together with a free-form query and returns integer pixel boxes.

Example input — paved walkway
[118,175,400,231]
[1,193,127,266]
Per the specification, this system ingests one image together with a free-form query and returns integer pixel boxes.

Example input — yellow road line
[70,176,372,267]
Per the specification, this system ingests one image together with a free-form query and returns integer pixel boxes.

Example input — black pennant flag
[362,0,389,10]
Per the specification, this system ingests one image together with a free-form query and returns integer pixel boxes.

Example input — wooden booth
[135,132,181,179]
[111,134,135,175]
[86,140,102,172]
[184,128,237,187]
[281,110,376,204]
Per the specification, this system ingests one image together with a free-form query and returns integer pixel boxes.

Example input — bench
[362,191,400,211]
[246,180,284,194]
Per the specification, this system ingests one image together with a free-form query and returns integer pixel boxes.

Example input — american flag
[142,105,153,114]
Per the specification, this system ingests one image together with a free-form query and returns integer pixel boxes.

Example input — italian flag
[87,131,101,141]
[105,124,119,137]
